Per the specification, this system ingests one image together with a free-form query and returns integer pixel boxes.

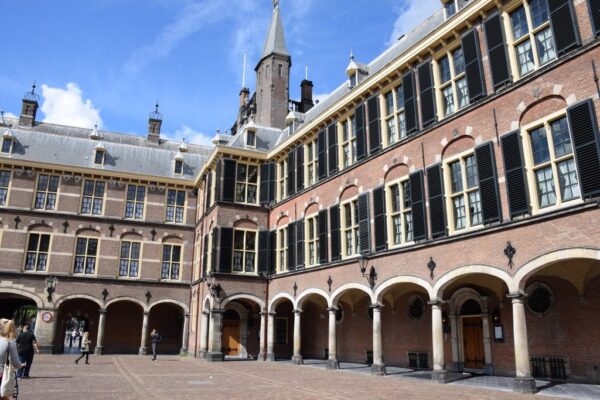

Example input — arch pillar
[266,312,276,361]
[206,309,224,361]
[33,308,56,353]
[371,304,386,375]
[326,307,339,369]
[259,311,267,360]
[292,309,302,364]
[198,310,210,358]
[94,309,106,355]
[430,301,448,383]
[181,313,190,354]
[509,293,536,393]
[139,311,149,355]
[449,313,459,371]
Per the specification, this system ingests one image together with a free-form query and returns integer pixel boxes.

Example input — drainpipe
[263,276,270,361]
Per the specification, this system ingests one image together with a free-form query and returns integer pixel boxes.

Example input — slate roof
[261,4,289,59]
[0,118,213,182]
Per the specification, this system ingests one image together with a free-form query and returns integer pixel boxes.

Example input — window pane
[465,156,478,188]
[1,138,11,153]
[453,196,466,230]
[234,231,245,250]
[171,245,181,262]
[453,47,465,75]
[393,215,402,244]
[245,253,255,272]
[395,85,405,109]
[136,186,145,201]
[391,185,400,213]
[83,181,94,196]
[46,193,57,210]
[34,193,46,209]
[131,243,141,259]
[511,7,529,39]
[536,166,556,207]
[87,239,98,256]
[385,92,394,115]
[235,183,246,202]
[535,28,556,66]
[398,112,406,139]
[233,251,243,271]
[530,0,550,28]
[551,118,572,158]
[558,158,580,201]
[27,234,39,252]
[445,1,456,17]
[387,118,397,144]
[237,164,247,182]
[130,261,138,277]
[76,238,87,255]
[119,260,129,276]
[516,40,535,76]
[450,161,463,193]
[404,212,413,241]
[37,175,48,191]
[531,127,550,165]
[25,253,36,271]
[247,184,257,204]
[245,232,256,250]
[167,189,176,205]
[456,78,469,109]
[469,191,482,226]
[127,185,136,201]
[402,181,411,209]
[49,176,59,192]
[95,181,105,196]
[442,85,455,116]
[247,165,258,183]
[162,245,172,262]
[121,241,131,259]
[439,56,451,83]
[176,191,185,206]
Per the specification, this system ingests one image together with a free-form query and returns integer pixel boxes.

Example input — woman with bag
[0,319,25,400]
[74,332,91,365]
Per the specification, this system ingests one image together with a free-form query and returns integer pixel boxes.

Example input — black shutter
[222,159,236,202]
[549,0,580,56]
[218,227,233,273]
[330,205,341,262]
[461,29,486,102]
[475,141,502,224]
[211,227,218,272]
[403,70,419,135]
[501,130,530,218]
[296,145,304,192]
[269,163,275,203]
[367,95,382,155]
[567,99,600,197]
[409,170,427,241]
[214,159,222,202]
[358,192,371,253]
[318,129,327,180]
[269,230,276,274]
[327,123,339,175]
[287,150,295,196]
[484,13,512,90]
[202,234,209,277]
[204,172,212,212]
[260,163,270,205]
[318,209,329,264]
[355,103,367,160]
[372,186,387,251]
[588,0,600,37]
[296,219,304,269]
[258,230,269,276]
[418,61,436,128]
[287,221,296,271]
[426,164,447,239]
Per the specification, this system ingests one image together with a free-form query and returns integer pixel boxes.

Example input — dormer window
[1,137,12,154]
[94,149,105,165]
[247,130,256,147]
[349,73,357,88]
[445,0,457,18]
[174,159,183,174]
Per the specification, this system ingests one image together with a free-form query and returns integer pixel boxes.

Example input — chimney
[300,79,314,113]
[148,102,162,144]
[19,83,39,128]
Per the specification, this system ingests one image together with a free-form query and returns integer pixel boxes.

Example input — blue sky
[0,0,439,145]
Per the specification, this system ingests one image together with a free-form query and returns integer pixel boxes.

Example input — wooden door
[462,317,485,369]
[222,320,240,356]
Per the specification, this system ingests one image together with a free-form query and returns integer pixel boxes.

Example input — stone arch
[223,302,249,358]
[296,288,329,310]
[120,231,143,241]
[375,275,434,303]
[161,235,183,244]
[304,202,319,217]
[222,293,264,310]
[55,293,103,309]
[384,163,410,184]
[514,248,600,293]
[519,94,567,127]
[202,295,213,312]
[75,227,100,236]
[106,296,148,312]
[276,214,290,227]
[339,185,359,203]
[233,219,259,230]
[330,282,374,307]
[149,298,189,314]
[441,135,476,160]
[432,264,514,300]
[448,287,488,313]
[268,292,295,312]
[27,223,53,232]
[0,287,44,308]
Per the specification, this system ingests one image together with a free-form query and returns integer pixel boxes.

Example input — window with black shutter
[475,141,502,224]
[287,221,296,270]
[276,225,288,273]
[296,218,304,269]
[418,60,437,128]
[409,171,427,241]
[567,99,600,198]
[367,95,382,155]
[287,150,295,196]
[501,130,530,218]
[461,28,486,102]
[211,227,218,272]
[269,163,275,204]
[548,0,580,55]
[387,179,414,245]
[402,70,419,135]
[330,205,341,261]
[260,163,271,205]
[318,129,327,180]
[372,186,387,251]
[445,154,483,232]
[269,230,276,274]
[215,159,222,202]
[296,145,304,192]
[222,159,236,202]
[355,103,367,160]
[202,234,209,277]
[204,172,212,213]
[588,0,600,37]
[328,123,339,175]
[426,164,447,239]
[357,193,371,254]
[318,209,329,264]
[258,231,269,276]
[484,13,512,90]
[218,227,233,273]
[306,139,318,186]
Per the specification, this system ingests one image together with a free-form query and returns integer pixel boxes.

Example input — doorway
[222,310,241,356]
[462,316,484,369]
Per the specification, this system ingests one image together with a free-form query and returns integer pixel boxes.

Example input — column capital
[184,313,190,318]
[211,309,226,314]
[428,299,444,308]
[369,303,384,310]
[143,311,150,316]
[507,292,527,302]
[99,309,107,315]
[202,310,210,316]
[326,307,338,312]
[293,309,303,315]
[260,311,276,316]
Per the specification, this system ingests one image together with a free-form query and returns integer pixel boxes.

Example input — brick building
[2,0,600,393]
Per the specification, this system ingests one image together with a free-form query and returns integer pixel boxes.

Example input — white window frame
[80,180,105,215]
[434,44,468,119]
[161,243,182,280]
[34,174,59,210]
[235,163,259,205]
[73,236,99,275]
[24,232,51,272]
[165,189,186,223]
[341,198,360,258]
[305,214,319,267]
[277,159,287,201]
[232,228,258,274]
[125,184,146,219]
[119,240,141,278]
[386,178,414,248]
[276,225,288,273]
[339,117,357,170]
[305,139,318,186]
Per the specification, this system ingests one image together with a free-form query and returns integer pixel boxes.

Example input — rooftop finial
[31,81,36,95]
[273,0,279,9]
[24,80,40,102]
[350,49,354,60]
[149,101,162,120]
[305,65,308,80]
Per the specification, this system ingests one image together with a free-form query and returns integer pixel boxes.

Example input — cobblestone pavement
[17,354,568,400]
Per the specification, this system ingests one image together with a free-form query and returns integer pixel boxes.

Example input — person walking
[74,332,91,365]
[150,329,161,361]
[15,324,39,379]
[69,329,76,348]
[0,319,25,400]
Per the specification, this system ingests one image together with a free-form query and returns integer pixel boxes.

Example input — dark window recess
[287,221,296,271]
[318,209,329,264]
[260,162,276,205]
[409,170,427,241]
[258,231,269,276]
[567,99,600,198]
[355,103,367,160]
[357,192,371,253]
[408,352,429,369]
[501,130,530,218]
[367,95,382,155]
[372,186,387,251]
[484,13,512,90]
[174,159,183,174]
[269,230,276,274]
[330,205,341,261]
[531,357,568,380]
[548,0,580,56]
[95,150,104,165]
[296,218,304,269]
[296,145,304,192]
[588,0,600,37]
[215,159,222,202]
[222,159,237,202]
[418,61,436,128]
[327,123,339,175]
[218,227,233,273]
[475,141,502,224]
[318,129,327,180]
[426,164,447,239]
[461,28,486,102]
[204,172,212,213]
[403,70,419,135]
[287,150,296,196]
[211,227,218,272]
[202,234,209,277]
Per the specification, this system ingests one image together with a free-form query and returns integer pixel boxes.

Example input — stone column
[259,311,267,361]
[449,313,459,371]
[292,309,303,364]
[206,309,224,361]
[266,312,276,361]
[94,309,106,355]
[33,309,56,354]
[198,311,209,358]
[430,301,448,383]
[180,313,190,354]
[139,311,149,355]
[371,304,386,375]
[482,313,493,374]
[326,307,339,369]
[510,294,536,393]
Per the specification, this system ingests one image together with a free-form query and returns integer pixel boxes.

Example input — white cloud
[166,124,214,147]
[3,112,18,120]
[387,0,441,46]
[40,83,103,129]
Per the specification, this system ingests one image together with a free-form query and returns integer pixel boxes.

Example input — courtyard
[15,354,600,400]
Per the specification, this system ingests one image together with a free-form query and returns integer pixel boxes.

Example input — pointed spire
[261,0,289,59]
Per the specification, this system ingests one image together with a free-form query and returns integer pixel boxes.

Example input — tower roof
[261,2,289,59]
